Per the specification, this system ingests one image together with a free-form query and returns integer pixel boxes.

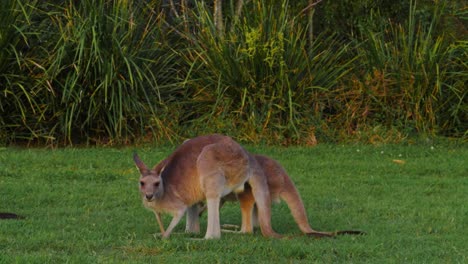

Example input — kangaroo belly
[221,181,246,197]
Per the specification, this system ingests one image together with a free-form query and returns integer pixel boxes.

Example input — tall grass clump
[1,0,181,145]
[41,0,179,144]
[178,0,355,144]
[0,0,41,143]
[346,0,467,140]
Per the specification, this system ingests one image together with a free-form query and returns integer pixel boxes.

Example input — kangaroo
[236,154,364,237]
[134,134,280,239]
[182,154,364,237]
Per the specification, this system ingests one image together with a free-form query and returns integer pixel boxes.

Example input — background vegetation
[1,144,466,262]
[0,0,466,146]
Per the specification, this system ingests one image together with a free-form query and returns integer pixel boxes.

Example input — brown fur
[238,154,336,237]
[134,134,280,239]
[186,154,365,237]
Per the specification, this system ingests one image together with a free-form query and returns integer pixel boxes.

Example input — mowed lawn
[0,143,466,263]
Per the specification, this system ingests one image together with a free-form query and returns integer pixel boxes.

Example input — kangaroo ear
[133,152,149,174]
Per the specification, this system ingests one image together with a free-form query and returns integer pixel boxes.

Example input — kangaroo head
[133,153,164,201]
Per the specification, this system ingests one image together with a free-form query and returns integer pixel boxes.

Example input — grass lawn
[0,143,466,263]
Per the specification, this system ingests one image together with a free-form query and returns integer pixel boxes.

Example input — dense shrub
[0,0,466,145]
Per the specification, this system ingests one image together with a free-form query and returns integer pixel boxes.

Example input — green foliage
[178,1,353,143]
[0,0,40,142]
[354,0,467,137]
[1,0,180,145]
[41,0,179,144]
[310,0,407,37]
[0,0,466,145]
[1,144,467,261]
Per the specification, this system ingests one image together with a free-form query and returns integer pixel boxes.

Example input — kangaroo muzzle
[145,194,154,201]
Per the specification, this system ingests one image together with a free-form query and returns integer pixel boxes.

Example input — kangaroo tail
[279,176,366,238]
[335,230,366,235]
[279,175,316,234]
[306,230,366,238]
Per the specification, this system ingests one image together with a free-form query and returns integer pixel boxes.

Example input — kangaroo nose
[145,194,154,200]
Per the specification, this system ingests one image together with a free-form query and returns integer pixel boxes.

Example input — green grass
[0,143,467,263]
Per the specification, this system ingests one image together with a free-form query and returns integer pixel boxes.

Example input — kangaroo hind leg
[197,144,226,239]
[186,205,200,233]
[247,162,281,238]
[205,197,222,239]
[238,184,256,233]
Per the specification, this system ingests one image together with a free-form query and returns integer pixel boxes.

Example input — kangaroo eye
[154,182,160,187]
[139,181,145,187]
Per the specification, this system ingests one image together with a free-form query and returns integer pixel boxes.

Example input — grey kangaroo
[134,134,280,239]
